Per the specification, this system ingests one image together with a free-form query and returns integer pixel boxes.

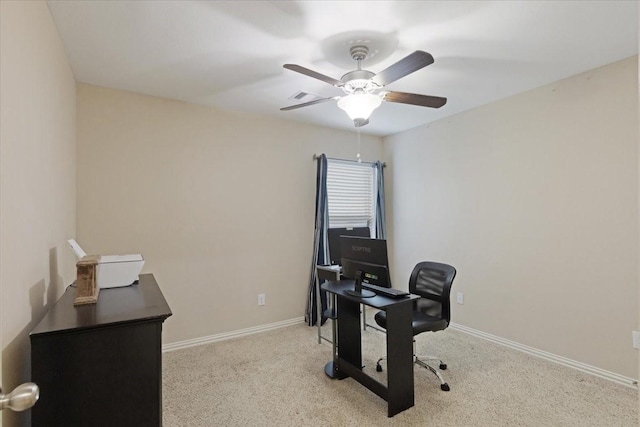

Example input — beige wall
[0,2,77,426]
[1,3,637,421]
[76,84,383,344]
[384,56,639,379]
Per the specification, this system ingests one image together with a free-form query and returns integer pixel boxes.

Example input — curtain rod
[313,154,386,167]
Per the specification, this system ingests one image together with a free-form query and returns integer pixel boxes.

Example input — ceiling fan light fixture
[337,93,382,122]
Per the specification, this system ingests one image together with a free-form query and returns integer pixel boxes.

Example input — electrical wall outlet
[456,292,464,305]
[258,293,266,306]
[632,331,640,350]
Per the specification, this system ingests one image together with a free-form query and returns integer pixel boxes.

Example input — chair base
[375,342,450,391]
[415,357,449,391]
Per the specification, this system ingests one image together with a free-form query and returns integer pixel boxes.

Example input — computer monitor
[340,236,391,298]
[327,227,370,265]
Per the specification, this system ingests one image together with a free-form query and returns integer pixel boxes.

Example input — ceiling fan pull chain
[356,127,362,163]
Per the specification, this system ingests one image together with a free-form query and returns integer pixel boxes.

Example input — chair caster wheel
[376,364,383,372]
[439,363,447,370]
[441,383,450,391]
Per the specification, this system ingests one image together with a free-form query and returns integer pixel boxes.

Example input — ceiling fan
[280,45,447,127]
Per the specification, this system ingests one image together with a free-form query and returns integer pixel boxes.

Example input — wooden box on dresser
[30,274,172,427]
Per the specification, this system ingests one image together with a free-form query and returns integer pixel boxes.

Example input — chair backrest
[409,262,457,323]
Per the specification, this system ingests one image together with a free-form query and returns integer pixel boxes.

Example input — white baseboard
[450,322,638,389]
[162,317,305,353]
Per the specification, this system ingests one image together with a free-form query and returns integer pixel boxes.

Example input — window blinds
[326,159,376,229]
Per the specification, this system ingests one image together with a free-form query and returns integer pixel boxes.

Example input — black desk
[321,280,420,417]
[30,273,172,427]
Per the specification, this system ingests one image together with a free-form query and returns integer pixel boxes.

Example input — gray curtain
[305,154,329,326]
[374,161,386,239]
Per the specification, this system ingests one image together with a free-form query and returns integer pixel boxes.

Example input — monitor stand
[345,271,375,298]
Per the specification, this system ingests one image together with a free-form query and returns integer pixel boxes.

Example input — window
[326,159,378,234]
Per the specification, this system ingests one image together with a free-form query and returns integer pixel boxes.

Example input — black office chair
[374,261,457,391]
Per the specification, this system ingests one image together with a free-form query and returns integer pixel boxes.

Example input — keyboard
[361,283,409,298]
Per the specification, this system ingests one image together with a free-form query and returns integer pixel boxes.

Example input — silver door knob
[0,383,39,411]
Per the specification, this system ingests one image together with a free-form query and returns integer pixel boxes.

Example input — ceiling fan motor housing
[340,70,379,94]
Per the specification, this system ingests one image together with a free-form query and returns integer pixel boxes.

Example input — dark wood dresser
[30,273,172,426]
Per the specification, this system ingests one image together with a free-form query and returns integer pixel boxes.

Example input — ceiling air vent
[288,91,323,103]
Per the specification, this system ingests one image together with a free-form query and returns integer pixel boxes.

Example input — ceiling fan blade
[283,64,344,87]
[371,51,434,87]
[382,91,447,108]
[280,96,339,111]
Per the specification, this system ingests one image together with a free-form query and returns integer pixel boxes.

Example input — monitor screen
[340,236,391,288]
[327,227,370,265]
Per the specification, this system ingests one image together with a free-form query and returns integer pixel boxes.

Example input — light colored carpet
[163,321,638,426]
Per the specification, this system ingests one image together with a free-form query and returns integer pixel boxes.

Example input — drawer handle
[0,383,39,412]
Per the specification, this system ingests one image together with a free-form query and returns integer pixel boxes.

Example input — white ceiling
[47,1,638,137]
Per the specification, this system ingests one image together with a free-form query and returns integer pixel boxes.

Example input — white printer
[68,239,144,288]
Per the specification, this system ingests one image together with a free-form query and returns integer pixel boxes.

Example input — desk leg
[362,305,367,330]
[385,303,415,417]
[315,272,322,344]
[324,293,346,379]
[316,269,341,345]
[336,297,362,375]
